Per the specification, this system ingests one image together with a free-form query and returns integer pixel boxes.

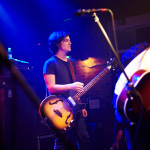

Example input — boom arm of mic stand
[92,12,131,83]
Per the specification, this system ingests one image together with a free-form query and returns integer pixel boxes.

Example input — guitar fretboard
[73,65,111,100]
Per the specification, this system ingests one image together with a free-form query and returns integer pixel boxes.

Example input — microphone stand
[92,12,130,82]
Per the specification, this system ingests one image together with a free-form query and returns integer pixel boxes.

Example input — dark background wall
[0,0,150,150]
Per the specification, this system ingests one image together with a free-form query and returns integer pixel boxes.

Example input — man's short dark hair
[48,31,69,54]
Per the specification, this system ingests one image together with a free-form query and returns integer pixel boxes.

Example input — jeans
[54,111,91,150]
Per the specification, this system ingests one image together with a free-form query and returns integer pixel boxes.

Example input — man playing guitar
[43,31,91,150]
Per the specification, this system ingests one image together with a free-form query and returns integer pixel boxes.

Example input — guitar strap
[68,58,76,82]
[68,58,82,102]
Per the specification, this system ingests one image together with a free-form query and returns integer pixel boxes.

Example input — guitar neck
[73,65,111,100]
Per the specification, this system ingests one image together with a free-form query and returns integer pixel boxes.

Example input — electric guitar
[39,59,116,132]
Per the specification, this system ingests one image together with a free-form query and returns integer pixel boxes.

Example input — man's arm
[44,74,84,94]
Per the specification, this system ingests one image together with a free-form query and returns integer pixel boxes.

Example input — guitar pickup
[68,96,76,106]
[53,109,62,118]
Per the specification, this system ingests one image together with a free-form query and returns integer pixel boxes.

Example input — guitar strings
[74,67,110,100]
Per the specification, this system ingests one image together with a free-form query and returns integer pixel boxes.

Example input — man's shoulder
[43,56,57,71]
[45,56,57,64]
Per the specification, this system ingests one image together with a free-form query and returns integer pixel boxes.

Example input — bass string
[74,67,110,99]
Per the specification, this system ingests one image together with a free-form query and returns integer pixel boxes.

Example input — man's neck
[55,51,68,62]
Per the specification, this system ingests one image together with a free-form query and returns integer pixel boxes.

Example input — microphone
[74,8,108,16]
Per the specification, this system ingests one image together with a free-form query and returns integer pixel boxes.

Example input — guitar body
[116,69,150,123]
[39,95,86,132]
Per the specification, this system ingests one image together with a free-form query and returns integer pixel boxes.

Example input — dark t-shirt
[43,56,76,97]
